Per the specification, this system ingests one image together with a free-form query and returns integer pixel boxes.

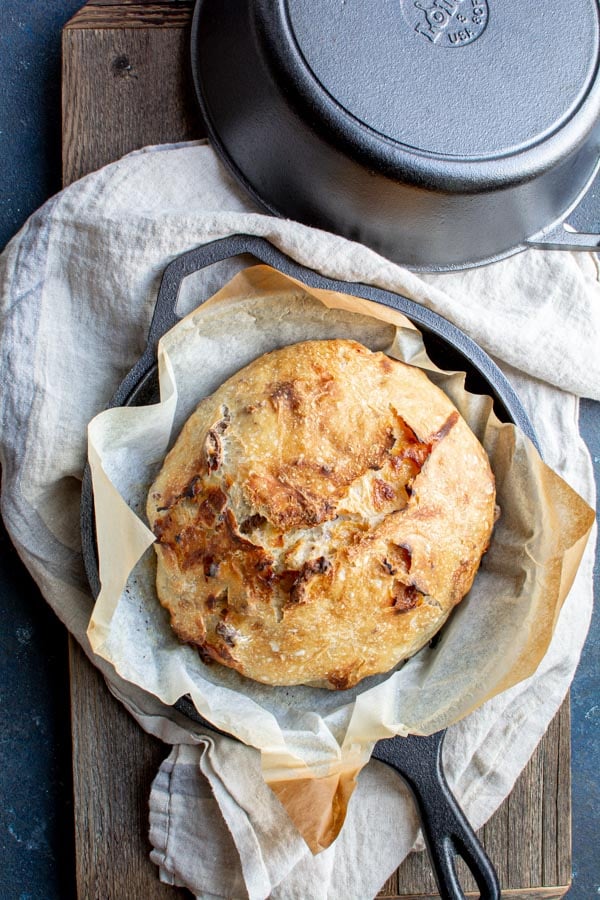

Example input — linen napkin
[0,141,597,900]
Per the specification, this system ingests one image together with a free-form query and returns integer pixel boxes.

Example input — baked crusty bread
[146,339,496,689]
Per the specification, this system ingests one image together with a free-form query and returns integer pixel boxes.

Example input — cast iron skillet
[81,234,540,899]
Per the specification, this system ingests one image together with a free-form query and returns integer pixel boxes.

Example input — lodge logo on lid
[401,0,489,47]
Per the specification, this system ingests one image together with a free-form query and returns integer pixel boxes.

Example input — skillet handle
[373,732,500,900]
[112,235,281,407]
[146,234,297,346]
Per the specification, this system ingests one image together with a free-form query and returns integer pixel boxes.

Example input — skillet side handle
[525,220,600,252]
[146,234,289,347]
[526,154,600,253]
[374,732,500,900]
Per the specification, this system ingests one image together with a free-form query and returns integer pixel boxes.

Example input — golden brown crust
[146,339,496,689]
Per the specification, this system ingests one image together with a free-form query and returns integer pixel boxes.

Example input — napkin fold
[0,141,597,899]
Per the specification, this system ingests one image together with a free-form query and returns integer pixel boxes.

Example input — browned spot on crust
[245,472,336,530]
[288,556,332,605]
[160,490,227,571]
[155,487,227,547]
[155,489,276,606]
[220,509,277,590]
[391,582,422,613]
[327,666,355,690]
[269,380,302,412]
[205,589,228,612]
[277,569,301,594]
[182,474,202,499]
[155,455,210,511]
[215,621,239,647]
[202,409,231,472]
[390,410,459,479]
[205,429,222,472]
[203,555,219,578]
[381,558,395,576]
[178,546,204,571]
[196,644,215,665]
[379,356,393,373]
[431,411,459,443]
[240,513,267,534]
[152,514,171,541]
[214,405,231,434]
[450,558,476,603]
[373,478,395,510]
[196,488,227,524]
[391,414,432,471]
[244,426,396,530]
[384,543,412,576]
[197,640,236,664]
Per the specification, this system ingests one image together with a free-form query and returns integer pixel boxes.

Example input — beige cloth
[0,141,597,899]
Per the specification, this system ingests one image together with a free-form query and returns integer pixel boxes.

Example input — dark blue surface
[570,400,600,896]
[0,520,76,900]
[1,4,85,897]
[0,3,598,898]
[0,2,83,252]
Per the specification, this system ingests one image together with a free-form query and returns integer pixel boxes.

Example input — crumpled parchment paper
[86,265,594,851]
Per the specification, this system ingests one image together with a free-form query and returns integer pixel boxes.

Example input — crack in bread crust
[147,339,497,690]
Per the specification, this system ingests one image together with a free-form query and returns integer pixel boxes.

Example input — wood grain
[64,1,194,30]
[62,3,572,897]
[62,23,200,186]
[384,703,571,897]
[378,890,571,900]
[69,642,190,899]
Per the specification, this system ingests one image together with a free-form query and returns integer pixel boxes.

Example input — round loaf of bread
[146,339,496,690]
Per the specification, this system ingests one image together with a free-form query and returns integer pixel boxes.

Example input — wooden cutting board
[62,3,572,897]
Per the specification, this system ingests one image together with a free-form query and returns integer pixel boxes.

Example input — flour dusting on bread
[146,339,496,689]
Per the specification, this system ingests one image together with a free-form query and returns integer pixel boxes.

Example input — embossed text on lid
[401,0,489,49]
[285,0,600,159]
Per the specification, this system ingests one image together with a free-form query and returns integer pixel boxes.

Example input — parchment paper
[87,266,594,852]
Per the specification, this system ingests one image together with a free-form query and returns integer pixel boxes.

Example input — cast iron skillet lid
[81,235,541,898]
[192,0,600,271]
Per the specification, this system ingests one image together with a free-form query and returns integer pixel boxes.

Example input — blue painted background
[0,2,597,897]
[1,3,85,895]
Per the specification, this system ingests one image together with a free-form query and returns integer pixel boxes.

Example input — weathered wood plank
[387,701,571,897]
[378,889,570,900]
[378,869,399,898]
[63,10,201,898]
[69,641,191,898]
[62,24,201,186]
[64,1,194,30]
